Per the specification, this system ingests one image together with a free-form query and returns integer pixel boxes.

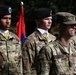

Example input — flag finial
[21,1,24,6]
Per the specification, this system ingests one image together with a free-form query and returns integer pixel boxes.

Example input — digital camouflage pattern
[0,31,23,75]
[37,40,76,75]
[22,29,56,75]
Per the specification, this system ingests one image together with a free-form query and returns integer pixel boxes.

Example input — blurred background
[0,0,76,37]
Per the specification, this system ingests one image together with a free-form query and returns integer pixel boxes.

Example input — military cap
[34,7,52,19]
[0,5,12,18]
[55,12,76,25]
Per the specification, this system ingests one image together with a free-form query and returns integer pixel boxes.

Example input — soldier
[22,8,56,75]
[37,12,76,75]
[70,27,76,46]
[0,5,23,75]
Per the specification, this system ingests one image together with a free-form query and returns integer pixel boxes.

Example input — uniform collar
[37,28,48,35]
[0,29,9,35]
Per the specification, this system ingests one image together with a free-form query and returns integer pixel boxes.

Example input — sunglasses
[66,24,76,27]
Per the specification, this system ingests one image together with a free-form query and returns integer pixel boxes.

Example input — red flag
[16,4,26,44]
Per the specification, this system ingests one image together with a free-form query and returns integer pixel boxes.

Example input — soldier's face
[65,25,76,37]
[37,16,52,30]
[0,15,11,30]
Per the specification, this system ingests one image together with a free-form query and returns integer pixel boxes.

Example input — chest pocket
[0,39,20,63]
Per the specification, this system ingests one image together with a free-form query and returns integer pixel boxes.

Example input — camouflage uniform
[70,34,76,46]
[37,40,76,75]
[22,29,56,75]
[0,31,23,75]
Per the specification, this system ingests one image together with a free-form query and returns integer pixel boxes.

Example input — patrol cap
[0,5,12,18]
[55,12,76,25]
[34,8,52,19]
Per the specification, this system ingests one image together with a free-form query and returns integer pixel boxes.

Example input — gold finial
[21,1,24,6]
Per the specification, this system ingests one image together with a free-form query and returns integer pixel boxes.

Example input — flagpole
[19,2,24,74]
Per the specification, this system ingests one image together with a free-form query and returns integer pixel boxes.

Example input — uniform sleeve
[16,44,23,75]
[22,39,35,75]
[0,49,7,69]
[37,46,52,75]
